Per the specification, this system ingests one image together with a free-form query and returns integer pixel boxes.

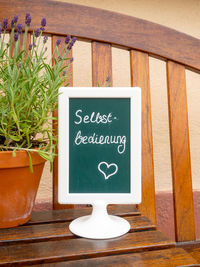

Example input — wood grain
[37,248,198,266]
[92,41,112,86]
[52,35,74,210]
[178,240,200,263]
[187,248,200,264]
[167,60,195,242]
[0,230,175,265]
[0,215,155,246]
[130,50,156,225]
[1,0,200,72]
[29,205,140,225]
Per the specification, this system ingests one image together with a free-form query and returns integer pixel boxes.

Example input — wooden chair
[0,0,200,265]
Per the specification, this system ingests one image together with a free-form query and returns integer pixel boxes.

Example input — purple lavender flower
[35,28,41,38]
[40,18,46,31]
[43,35,48,44]
[14,33,19,42]
[13,15,18,23]
[28,44,33,50]
[17,24,23,34]
[56,39,61,46]
[25,13,31,27]
[71,37,77,45]
[106,76,110,82]
[67,37,77,50]
[65,35,71,44]
[26,13,30,19]
[41,17,46,29]
[62,70,66,76]
[33,42,36,47]
[3,18,8,30]
[70,57,74,63]
[11,15,18,28]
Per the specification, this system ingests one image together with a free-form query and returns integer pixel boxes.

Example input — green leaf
[10,135,20,141]
[27,151,33,173]
[38,150,51,161]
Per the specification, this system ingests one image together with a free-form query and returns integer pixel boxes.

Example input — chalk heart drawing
[98,161,118,180]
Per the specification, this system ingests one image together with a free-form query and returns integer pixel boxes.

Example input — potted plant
[0,14,76,228]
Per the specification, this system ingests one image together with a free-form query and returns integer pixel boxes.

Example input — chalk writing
[74,110,113,124]
[74,131,126,154]
[73,109,127,154]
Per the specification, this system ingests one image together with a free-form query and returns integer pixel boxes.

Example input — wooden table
[0,205,198,266]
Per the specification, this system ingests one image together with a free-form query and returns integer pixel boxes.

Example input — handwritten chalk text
[74,130,126,154]
[74,109,114,125]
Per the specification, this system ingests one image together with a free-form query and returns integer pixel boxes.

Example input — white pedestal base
[69,201,130,239]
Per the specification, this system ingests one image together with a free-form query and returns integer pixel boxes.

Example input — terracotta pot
[0,150,46,228]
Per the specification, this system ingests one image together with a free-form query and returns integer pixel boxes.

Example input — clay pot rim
[0,149,46,169]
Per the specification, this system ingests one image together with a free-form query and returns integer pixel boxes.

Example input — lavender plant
[0,14,76,170]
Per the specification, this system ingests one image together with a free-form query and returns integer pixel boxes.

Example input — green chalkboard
[69,98,130,193]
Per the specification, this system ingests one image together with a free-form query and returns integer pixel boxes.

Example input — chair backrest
[2,0,200,243]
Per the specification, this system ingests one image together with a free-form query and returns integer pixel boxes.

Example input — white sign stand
[58,87,141,239]
[69,201,130,239]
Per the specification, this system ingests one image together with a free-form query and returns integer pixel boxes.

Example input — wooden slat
[29,205,140,225]
[38,248,198,266]
[130,50,156,224]
[186,248,200,264]
[52,35,74,210]
[167,60,195,242]
[92,41,112,86]
[178,240,200,263]
[0,230,175,265]
[185,247,200,264]
[2,0,200,72]
[0,215,155,246]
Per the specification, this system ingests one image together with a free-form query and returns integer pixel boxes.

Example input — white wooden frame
[58,87,141,205]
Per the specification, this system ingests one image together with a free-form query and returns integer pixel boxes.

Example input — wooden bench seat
[0,206,198,266]
[0,205,149,245]
[177,241,200,264]
[38,249,198,267]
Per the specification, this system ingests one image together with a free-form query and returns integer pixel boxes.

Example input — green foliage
[0,16,75,170]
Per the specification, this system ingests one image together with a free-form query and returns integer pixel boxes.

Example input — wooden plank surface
[1,0,200,72]
[130,50,156,225]
[35,248,198,266]
[0,230,175,265]
[92,41,112,86]
[52,35,74,210]
[0,215,155,246]
[178,240,200,263]
[29,205,140,225]
[167,60,195,242]
[185,247,200,263]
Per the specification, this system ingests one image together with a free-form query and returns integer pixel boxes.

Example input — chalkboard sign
[69,97,130,194]
[58,87,141,205]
